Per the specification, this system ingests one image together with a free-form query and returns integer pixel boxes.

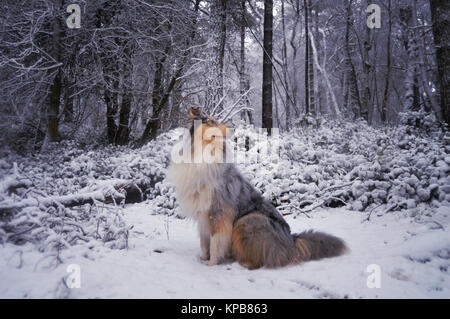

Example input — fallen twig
[361,204,384,223]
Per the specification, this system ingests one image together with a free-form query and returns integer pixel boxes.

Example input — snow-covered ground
[1,203,449,299]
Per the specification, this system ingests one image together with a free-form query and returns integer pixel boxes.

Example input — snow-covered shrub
[1,117,448,258]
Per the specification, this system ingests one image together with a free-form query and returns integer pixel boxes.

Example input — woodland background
[0,0,448,152]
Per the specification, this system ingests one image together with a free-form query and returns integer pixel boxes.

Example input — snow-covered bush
[0,118,448,259]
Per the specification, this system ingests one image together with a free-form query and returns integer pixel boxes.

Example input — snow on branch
[0,179,148,214]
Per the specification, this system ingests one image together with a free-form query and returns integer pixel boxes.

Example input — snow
[1,203,449,299]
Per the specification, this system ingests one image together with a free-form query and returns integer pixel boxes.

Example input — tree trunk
[429,0,450,125]
[115,43,133,146]
[281,0,290,130]
[95,2,122,145]
[141,55,164,141]
[62,76,74,123]
[314,7,324,115]
[47,0,63,142]
[239,0,252,124]
[104,89,118,144]
[48,71,62,142]
[309,30,340,117]
[400,5,420,112]
[116,92,131,145]
[361,3,371,121]
[344,0,362,119]
[262,0,273,133]
[205,0,227,112]
[413,0,442,121]
[289,0,301,117]
[307,0,315,116]
[304,0,310,115]
[152,57,164,114]
[381,0,392,122]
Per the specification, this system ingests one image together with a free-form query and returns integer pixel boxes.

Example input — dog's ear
[189,107,201,120]
[206,117,217,126]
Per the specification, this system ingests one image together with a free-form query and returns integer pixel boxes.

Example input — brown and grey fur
[168,108,347,269]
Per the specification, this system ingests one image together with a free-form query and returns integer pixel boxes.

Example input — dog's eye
[212,135,216,138]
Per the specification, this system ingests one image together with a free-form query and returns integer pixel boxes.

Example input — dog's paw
[205,259,218,266]
[200,254,209,261]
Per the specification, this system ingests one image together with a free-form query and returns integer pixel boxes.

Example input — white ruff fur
[167,161,223,220]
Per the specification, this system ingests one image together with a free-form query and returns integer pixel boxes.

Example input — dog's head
[188,107,229,162]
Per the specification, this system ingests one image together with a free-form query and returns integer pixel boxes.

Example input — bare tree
[139,0,202,145]
[344,0,362,118]
[309,30,340,117]
[281,0,290,129]
[361,0,372,121]
[303,0,310,115]
[46,0,64,143]
[399,4,421,112]
[381,0,392,122]
[306,0,315,115]
[429,0,450,125]
[205,0,227,113]
[412,0,442,121]
[262,0,273,133]
[239,0,253,124]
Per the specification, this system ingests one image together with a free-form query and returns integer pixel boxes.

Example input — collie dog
[168,108,347,269]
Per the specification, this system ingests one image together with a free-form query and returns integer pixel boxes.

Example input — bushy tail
[293,230,347,262]
[231,213,347,269]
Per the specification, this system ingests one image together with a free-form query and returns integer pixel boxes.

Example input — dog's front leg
[198,216,210,261]
[207,213,233,266]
